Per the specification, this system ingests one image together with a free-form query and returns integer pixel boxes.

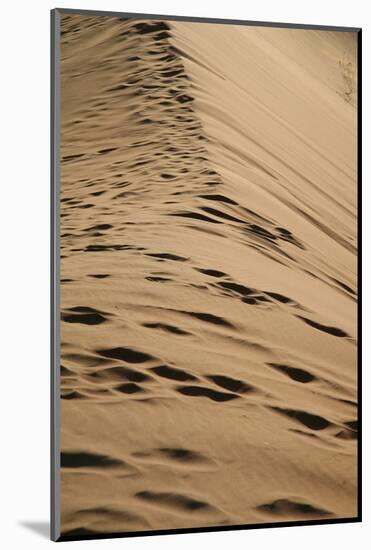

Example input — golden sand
[59,14,358,537]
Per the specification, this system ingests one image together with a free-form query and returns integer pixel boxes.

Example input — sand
[58,14,358,538]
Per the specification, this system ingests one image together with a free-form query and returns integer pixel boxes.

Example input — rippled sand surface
[59,14,358,537]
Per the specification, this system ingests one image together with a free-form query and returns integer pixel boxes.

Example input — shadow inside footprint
[62,306,108,326]
[336,420,358,440]
[177,385,240,402]
[265,291,292,303]
[266,363,316,383]
[62,312,107,325]
[151,365,197,382]
[145,276,172,283]
[158,448,206,462]
[146,252,188,262]
[206,374,254,394]
[198,194,238,205]
[181,311,234,327]
[61,390,85,400]
[61,451,123,468]
[257,498,333,517]
[195,268,227,278]
[97,347,155,363]
[143,323,190,335]
[217,281,254,296]
[116,383,144,394]
[90,366,151,383]
[270,407,332,430]
[296,315,349,337]
[133,447,209,465]
[171,211,222,224]
[135,490,210,511]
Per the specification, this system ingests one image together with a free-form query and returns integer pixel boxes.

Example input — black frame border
[51,7,362,543]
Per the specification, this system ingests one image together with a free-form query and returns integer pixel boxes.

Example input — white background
[1,0,368,548]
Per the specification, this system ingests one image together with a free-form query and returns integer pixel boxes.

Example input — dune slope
[59,14,358,537]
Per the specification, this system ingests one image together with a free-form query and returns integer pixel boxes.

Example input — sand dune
[58,14,358,537]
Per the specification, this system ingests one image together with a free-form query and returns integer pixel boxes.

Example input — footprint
[116,383,145,394]
[84,223,113,231]
[61,390,85,400]
[97,347,155,363]
[89,366,151,383]
[85,244,134,252]
[132,447,211,468]
[133,21,170,35]
[345,420,357,431]
[270,407,332,430]
[142,323,190,335]
[266,363,316,383]
[241,297,259,305]
[247,224,277,241]
[98,147,117,155]
[217,281,254,296]
[198,194,238,205]
[61,451,124,469]
[157,448,208,463]
[265,291,292,304]
[177,385,240,402]
[206,374,254,394]
[180,311,234,328]
[60,365,73,377]
[62,353,111,368]
[62,306,108,326]
[66,306,108,314]
[335,420,358,440]
[145,276,172,283]
[195,268,227,278]
[135,490,211,511]
[296,315,349,338]
[171,211,222,224]
[201,206,244,224]
[146,252,188,261]
[62,153,85,162]
[151,365,197,382]
[256,498,333,517]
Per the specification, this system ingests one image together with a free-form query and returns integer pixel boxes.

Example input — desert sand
[58,14,358,537]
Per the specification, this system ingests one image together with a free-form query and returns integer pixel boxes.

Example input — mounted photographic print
[51,8,361,542]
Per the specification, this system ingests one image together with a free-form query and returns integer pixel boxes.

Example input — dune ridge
[59,14,358,537]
